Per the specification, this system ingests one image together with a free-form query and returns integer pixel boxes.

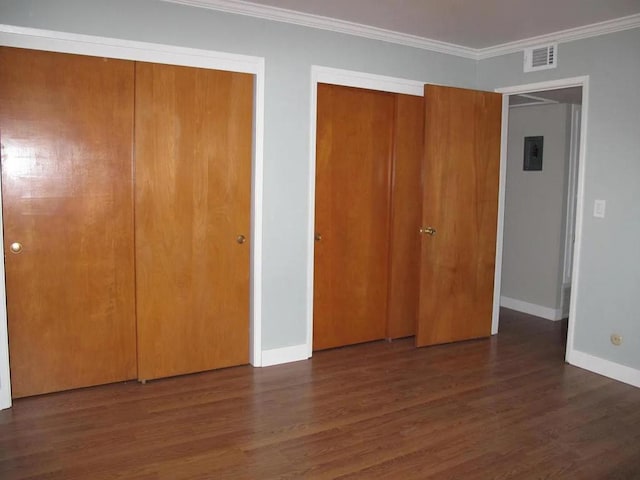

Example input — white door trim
[493,76,590,367]
[0,24,266,409]
[306,66,424,356]
[564,105,583,286]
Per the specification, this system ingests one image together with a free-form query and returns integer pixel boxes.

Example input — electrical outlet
[610,334,623,346]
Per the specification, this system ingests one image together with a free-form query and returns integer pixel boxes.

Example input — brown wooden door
[0,47,137,398]
[135,62,253,381]
[386,94,424,339]
[416,85,502,347]
[313,84,395,351]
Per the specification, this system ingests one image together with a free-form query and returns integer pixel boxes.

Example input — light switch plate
[594,199,606,218]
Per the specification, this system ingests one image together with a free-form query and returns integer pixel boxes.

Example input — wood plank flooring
[1,308,639,479]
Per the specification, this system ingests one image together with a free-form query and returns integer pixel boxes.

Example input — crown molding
[162,0,640,61]
[161,0,477,59]
[476,12,640,59]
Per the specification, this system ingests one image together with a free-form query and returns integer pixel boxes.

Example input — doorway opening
[493,77,589,363]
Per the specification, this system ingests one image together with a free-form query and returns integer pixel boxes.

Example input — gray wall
[0,0,476,351]
[502,103,570,312]
[479,28,640,370]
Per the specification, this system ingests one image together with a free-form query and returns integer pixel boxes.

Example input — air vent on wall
[524,43,558,72]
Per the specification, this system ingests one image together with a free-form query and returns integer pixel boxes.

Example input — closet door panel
[416,85,502,347]
[313,84,394,351]
[386,94,424,339]
[135,62,253,380]
[0,47,136,398]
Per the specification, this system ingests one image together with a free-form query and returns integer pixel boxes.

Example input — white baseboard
[501,296,564,321]
[261,344,309,367]
[568,349,640,388]
[0,383,10,410]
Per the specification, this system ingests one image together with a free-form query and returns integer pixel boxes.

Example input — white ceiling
[239,0,640,49]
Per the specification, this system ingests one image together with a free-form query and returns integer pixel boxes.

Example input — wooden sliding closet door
[0,47,137,398]
[386,94,424,339]
[314,84,395,351]
[135,62,253,380]
[416,85,502,347]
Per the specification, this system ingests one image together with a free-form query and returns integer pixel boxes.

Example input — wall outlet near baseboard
[610,334,623,346]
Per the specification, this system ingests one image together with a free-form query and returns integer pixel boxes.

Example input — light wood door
[416,85,502,347]
[386,94,424,339]
[135,62,253,380]
[0,47,137,398]
[314,84,395,351]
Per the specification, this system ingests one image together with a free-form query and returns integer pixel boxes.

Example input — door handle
[9,242,23,254]
[420,227,436,236]
[236,235,246,244]
[314,233,322,242]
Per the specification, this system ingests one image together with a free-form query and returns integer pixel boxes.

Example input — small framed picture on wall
[523,136,544,171]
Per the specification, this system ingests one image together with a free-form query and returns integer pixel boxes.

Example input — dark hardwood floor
[1,308,639,479]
